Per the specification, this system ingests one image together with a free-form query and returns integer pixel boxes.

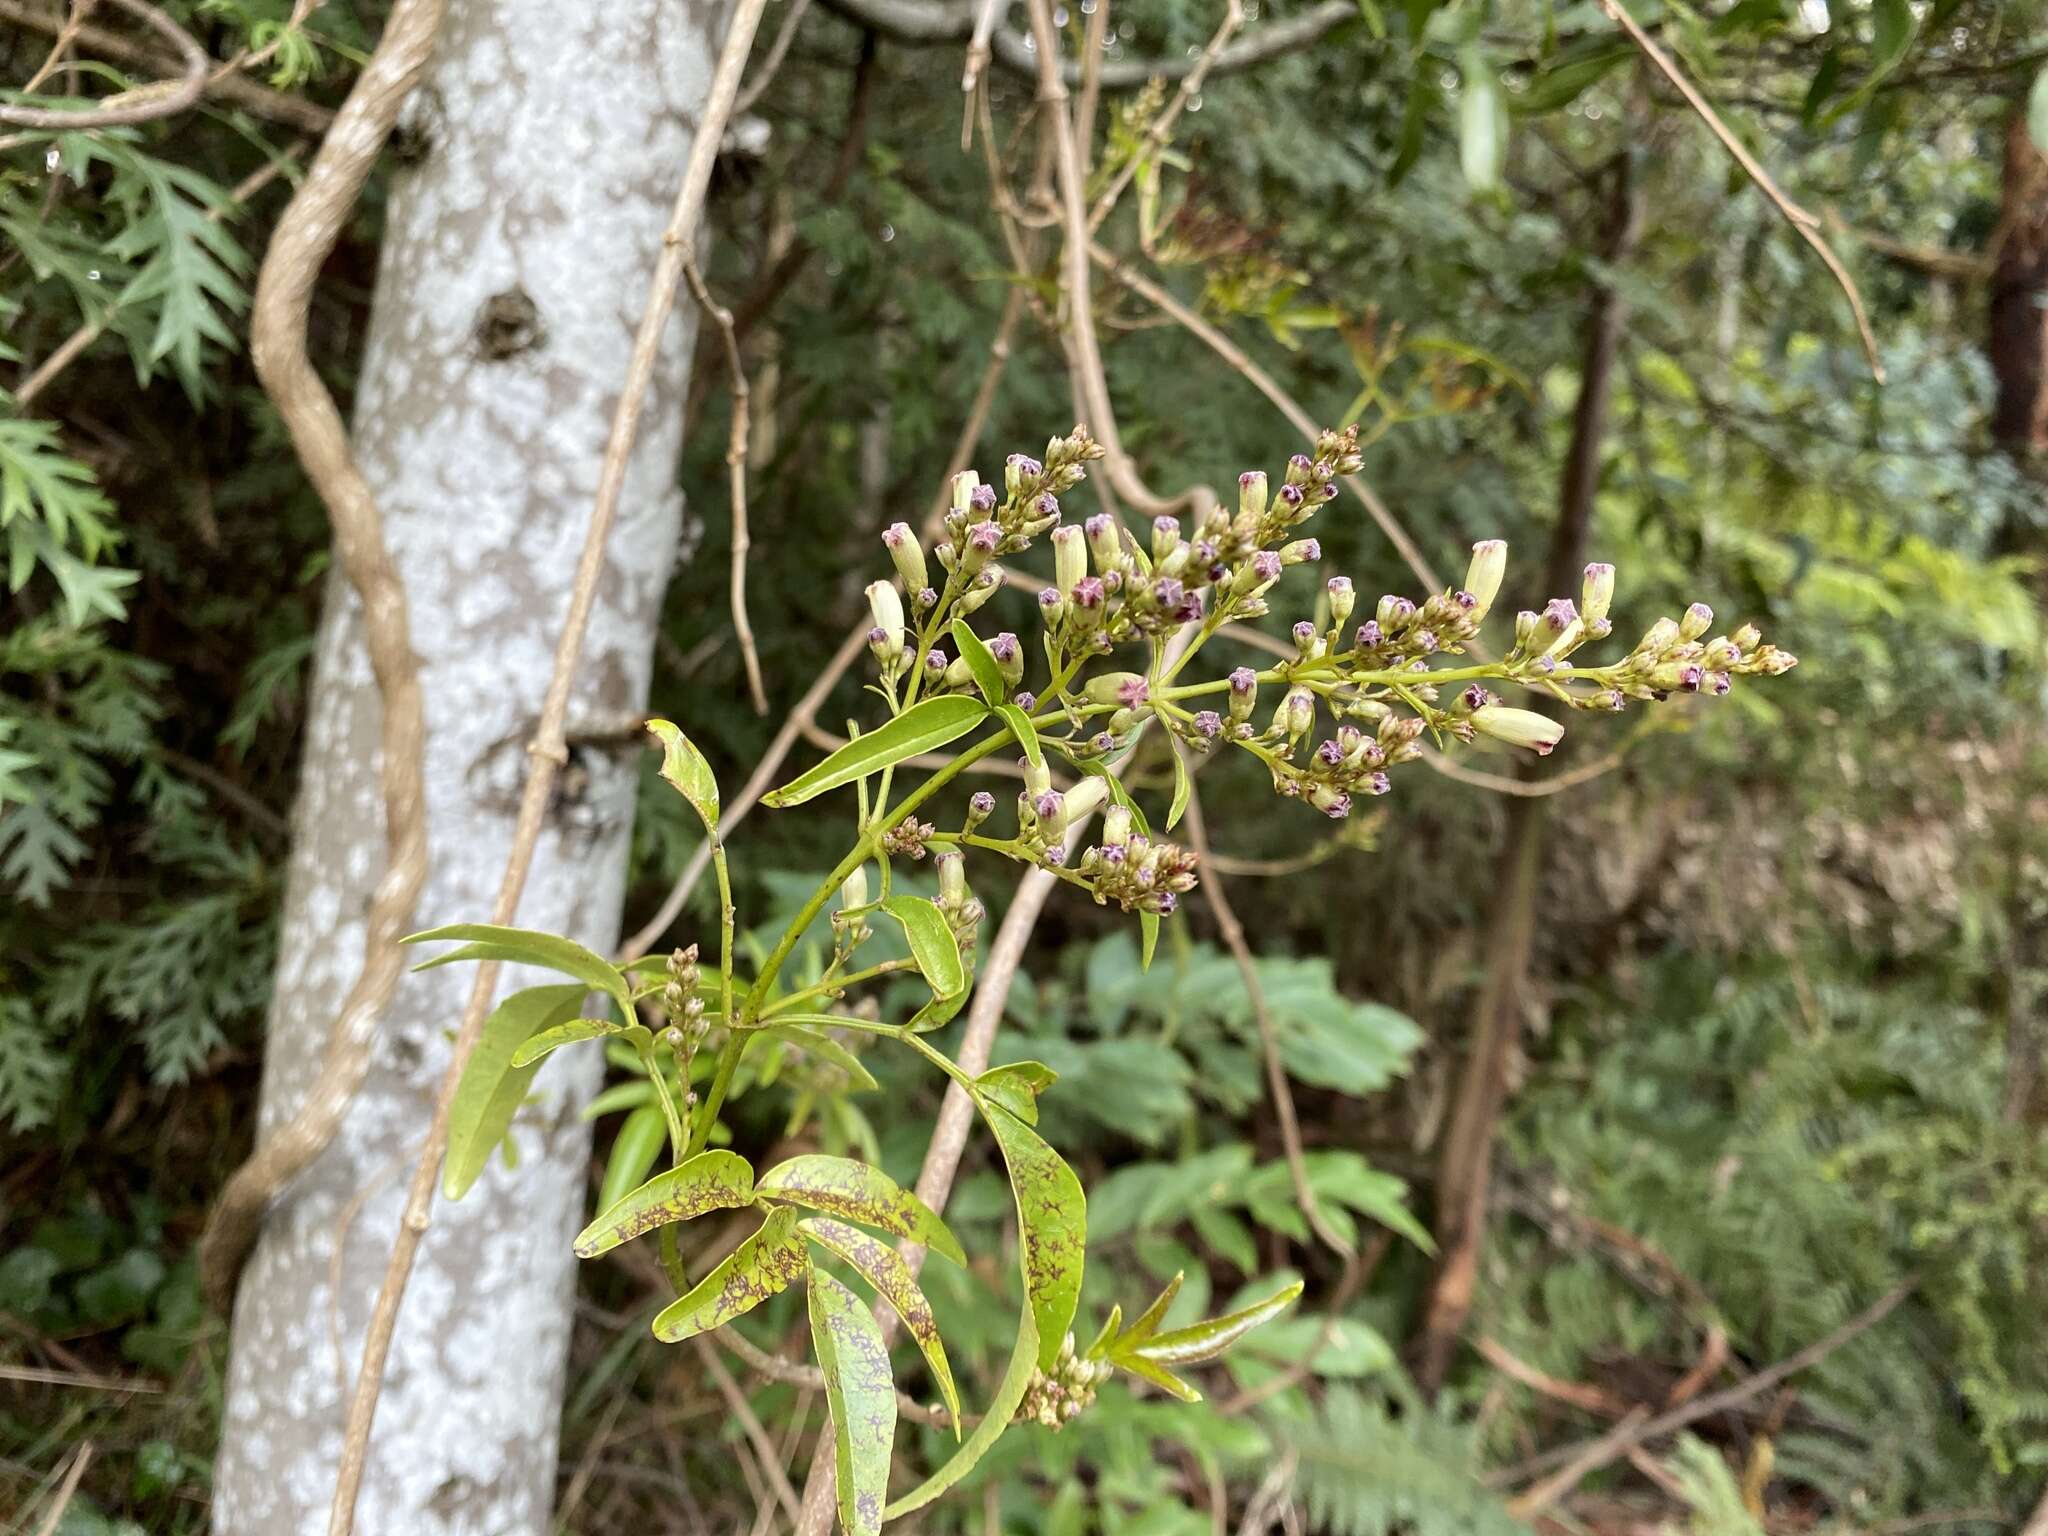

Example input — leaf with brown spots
[756,1154,966,1266]
[984,1102,1086,1371]
[651,1206,809,1342]
[573,1149,755,1257]
[885,1305,1040,1520]
[801,1216,960,1437]
[808,1270,897,1536]
[973,1060,1058,1126]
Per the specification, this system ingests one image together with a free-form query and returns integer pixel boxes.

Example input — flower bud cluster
[1270,715,1424,817]
[1016,1332,1113,1430]
[1071,803,1199,914]
[662,944,709,1058]
[880,816,936,860]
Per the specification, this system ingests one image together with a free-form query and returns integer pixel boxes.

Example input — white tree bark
[214,0,728,1528]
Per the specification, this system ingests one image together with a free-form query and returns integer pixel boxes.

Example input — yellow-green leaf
[802,1216,960,1435]
[1124,1280,1303,1367]
[808,1270,898,1536]
[985,1103,1086,1370]
[995,703,1041,770]
[879,895,966,1000]
[647,718,720,831]
[443,983,586,1200]
[756,1154,965,1266]
[951,620,1007,706]
[885,1306,1039,1520]
[651,1206,810,1342]
[751,1025,880,1092]
[764,695,989,807]
[404,923,633,1017]
[510,1015,639,1068]
[573,1149,756,1257]
[596,1104,668,1216]
[975,1060,1058,1126]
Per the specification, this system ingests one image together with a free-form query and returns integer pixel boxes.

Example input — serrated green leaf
[802,1216,960,1434]
[647,718,719,830]
[651,1206,810,1342]
[995,703,1041,770]
[951,620,1007,705]
[443,983,586,1200]
[574,1149,755,1257]
[809,1270,898,1536]
[975,1060,1058,1126]
[757,1154,966,1265]
[1125,1280,1303,1367]
[404,924,632,1016]
[885,1305,1040,1519]
[985,1103,1085,1370]
[597,1104,669,1216]
[764,695,989,807]
[878,895,966,1000]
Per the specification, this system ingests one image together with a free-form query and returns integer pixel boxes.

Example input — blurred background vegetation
[5,0,2048,1530]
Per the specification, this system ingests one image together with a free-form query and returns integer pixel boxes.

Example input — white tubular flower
[1464,539,1508,619]
[1581,562,1615,628]
[1064,774,1111,827]
[883,522,927,594]
[866,579,905,653]
[1471,704,1564,756]
[1051,525,1087,596]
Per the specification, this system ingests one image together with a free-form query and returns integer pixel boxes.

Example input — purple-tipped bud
[1051,524,1086,595]
[1281,538,1320,565]
[1014,691,1037,711]
[916,586,939,610]
[1153,576,1186,611]
[883,521,928,593]
[1581,562,1615,626]
[1035,491,1059,519]
[1327,575,1356,628]
[972,482,997,513]
[1238,470,1269,520]
[1680,602,1714,641]
[1462,684,1490,712]
[1039,587,1062,610]
[1152,890,1179,916]
[1414,630,1439,654]
[1230,666,1257,694]
[1035,790,1064,820]
[962,519,1001,574]
[968,789,996,819]
[1252,550,1283,583]
[1278,483,1306,509]
[1084,512,1122,572]
[1452,589,1477,611]
[1289,452,1313,475]
[866,625,888,646]
[1008,453,1042,478]
[1317,738,1345,766]
[1706,671,1731,695]
[989,631,1019,662]
[1310,783,1351,818]
[1464,539,1507,618]
[925,648,948,673]
[1355,620,1383,649]
[1542,597,1578,634]
[1072,576,1105,610]
[1376,595,1415,629]
[1194,710,1223,740]
[1091,731,1116,753]
[1365,771,1392,796]
[1679,664,1705,692]
[1293,620,1318,656]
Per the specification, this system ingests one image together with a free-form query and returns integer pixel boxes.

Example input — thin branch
[320,2,771,1530]
[716,1326,959,1427]
[1085,0,1242,233]
[1421,744,1621,797]
[31,1442,92,1536]
[0,1362,160,1393]
[685,258,769,714]
[732,0,812,117]
[696,1338,805,1525]
[196,0,441,1316]
[1505,1407,1650,1520]
[1474,1335,1633,1418]
[1179,771,1351,1255]
[19,0,101,96]
[0,0,204,128]
[1594,0,1883,383]
[960,0,1003,98]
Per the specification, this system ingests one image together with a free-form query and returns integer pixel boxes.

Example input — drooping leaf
[1166,740,1191,832]
[763,696,989,807]
[985,1103,1086,1370]
[1140,910,1160,972]
[950,620,1007,706]
[878,895,966,1000]
[975,1060,1058,1126]
[510,1015,641,1068]
[808,1269,899,1536]
[651,1206,810,1342]
[443,984,586,1200]
[802,1216,961,1433]
[1124,1280,1304,1367]
[647,718,720,831]
[573,1149,755,1257]
[597,1104,669,1216]
[885,1306,1040,1519]
[757,1154,966,1265]
[752,1025,880,1092]
[404,924,633,1016]
[995,703,1041,770]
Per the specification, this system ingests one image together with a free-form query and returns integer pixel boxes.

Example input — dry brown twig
[1594,0,1884,383]
[696,1338,806,1524]
[1505,1406,1650,1520]
[196,0,444,1316]
[685,258,770,714]
[319,1,771,1529]
[31,1442,93,1536]
[18,0,101,96]
[716,1323,960,1428]
[0,0,203,128]
[732,0,812,117]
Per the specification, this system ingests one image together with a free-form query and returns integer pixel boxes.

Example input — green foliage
[1286,1385,1524,1536]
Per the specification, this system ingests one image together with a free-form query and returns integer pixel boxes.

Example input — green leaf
[510,1016,639,1068]
[756,1154,966,1265]
[404,924,633,1016]
[885,1306,1040,1519]
[808,1270,898,1536]
[1822,0,1918,122]
[764,695,989,807]
[651,1206,810,1342]
[443,984,587,1200]
[802,1216,961,1434]
[1457,48,1507,193]
[573,1150,755,1257]
[1125,1280,1303,1367]
[985,1103,1085,1370]
[1121,1271,1185,1347]
[1510,38,1631,116]
[2029,64,2048,156]
[752,1025,880,1092]
[597,1104,669,1216]
[878,895,967,1000]
[647,718,720,830]
[975,1060,1058,1126]
[1166,741,1190,832]
[950,620,1007,705]
[1115,1349,1202,1402]
[1389,68,1437,188]
[995,703,1042,770]
[1140,910,1160,972]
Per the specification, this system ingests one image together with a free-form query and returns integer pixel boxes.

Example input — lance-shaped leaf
[756,1154,965,1266]
[404,924,633,1017]
[763,695,989,807]
[802,1216,960,1435]
[885,1306,1039,1520]
[808,1270,898,1536]
[879,895,966,1001]
[596,1104,668,1215]
[647,717,719,830]
[1121,1280,1303,1368]
[574,1150,755,1257]
[1113,1350,1202,1403]
[995,703,1040,770]
[1166,739,1191,832]
[511,1015,642,1068]
[1119,1271,1185,1349]
[950,620,1006,706]
[652,1206,810,1342]
[985,1103,1085,1370]
[975,1060,1058,1126]
[751,1025,879,1092]
[444,984,586,1200]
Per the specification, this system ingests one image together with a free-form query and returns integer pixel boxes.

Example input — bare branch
[0,0,204,129]
[1085,0,1243,233]
[733,0,813,117]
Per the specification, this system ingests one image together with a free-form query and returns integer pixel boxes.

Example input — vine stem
[318,0,770,1528]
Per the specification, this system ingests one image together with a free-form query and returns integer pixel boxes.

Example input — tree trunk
[212,0,727,1528]
[1991,108,2048,458]
[1413,146,1643,1396]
